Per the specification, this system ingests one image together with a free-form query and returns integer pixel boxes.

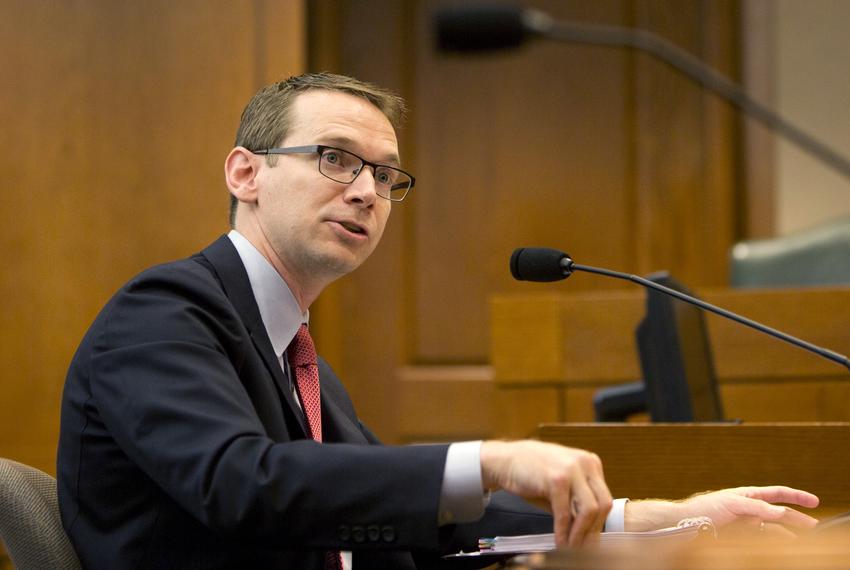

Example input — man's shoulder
[121,236,236,297]
[87,240,249,352]
[114,253,218,305]
[97,238,242,329]
[132,250,216,284]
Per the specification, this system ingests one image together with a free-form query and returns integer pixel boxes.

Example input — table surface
[508,526,850,569]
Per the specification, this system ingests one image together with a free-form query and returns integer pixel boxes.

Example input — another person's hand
[624,486,819,536]
[480,440,613,548]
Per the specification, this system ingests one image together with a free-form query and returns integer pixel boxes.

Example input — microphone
[509,247,572,281]
[510,247,850,371]
[434,4,551,53]
[434,4,850,183]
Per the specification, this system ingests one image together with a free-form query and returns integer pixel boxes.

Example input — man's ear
[225,147,261,204]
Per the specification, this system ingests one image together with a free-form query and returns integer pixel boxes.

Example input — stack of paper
[450,516,716,557]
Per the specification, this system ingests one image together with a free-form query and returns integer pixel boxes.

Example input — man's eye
[376,171,392,184]
[323,152,341,165]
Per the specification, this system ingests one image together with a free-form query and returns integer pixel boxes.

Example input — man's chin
[313,249,368,279]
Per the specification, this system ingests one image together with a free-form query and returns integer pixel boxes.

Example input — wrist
[624,499,686,532]
[479,440,512,491]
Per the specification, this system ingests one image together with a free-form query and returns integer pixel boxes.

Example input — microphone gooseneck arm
[563,257,850,371]
[435,5,850,183]
[535,20,850,183]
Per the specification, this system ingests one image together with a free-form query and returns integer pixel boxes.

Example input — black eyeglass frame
[252,144,416,202]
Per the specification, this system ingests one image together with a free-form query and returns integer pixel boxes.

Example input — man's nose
[343,166,378,207]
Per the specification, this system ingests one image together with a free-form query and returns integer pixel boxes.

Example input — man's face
[252,90,397,288]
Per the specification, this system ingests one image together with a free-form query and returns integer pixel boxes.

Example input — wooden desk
[509,534,850,569]
[538,423,850,515]
[491,288,850,436]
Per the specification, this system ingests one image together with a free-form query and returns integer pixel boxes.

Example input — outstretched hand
[625,485,819,536]
[480,440,613,548]
[679,486,819,536]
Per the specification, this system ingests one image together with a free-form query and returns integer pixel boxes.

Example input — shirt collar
[227,230,307,357]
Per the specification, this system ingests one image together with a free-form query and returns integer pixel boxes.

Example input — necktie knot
[289,324,317,368]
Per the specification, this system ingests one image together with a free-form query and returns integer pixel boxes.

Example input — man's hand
[625,486,820,536]
[480,440,613,548]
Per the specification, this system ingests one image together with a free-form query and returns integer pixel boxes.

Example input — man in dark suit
[57,73,819,569]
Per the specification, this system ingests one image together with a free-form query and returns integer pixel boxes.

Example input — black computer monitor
[636,272,725,422]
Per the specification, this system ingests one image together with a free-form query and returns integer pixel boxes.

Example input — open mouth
[338,221,366,235]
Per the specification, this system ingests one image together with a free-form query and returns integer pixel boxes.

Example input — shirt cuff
[438,441,487,525]
[603,498,629,532]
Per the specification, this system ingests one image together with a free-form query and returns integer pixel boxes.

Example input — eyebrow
[319,136,401,167]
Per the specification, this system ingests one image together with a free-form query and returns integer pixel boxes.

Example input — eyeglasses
[252,145,416,202]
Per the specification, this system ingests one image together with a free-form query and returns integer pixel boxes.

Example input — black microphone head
[510,247,573,282]
[434,3,529,53]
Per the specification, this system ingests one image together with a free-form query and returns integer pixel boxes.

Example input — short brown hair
[229,72,407,225]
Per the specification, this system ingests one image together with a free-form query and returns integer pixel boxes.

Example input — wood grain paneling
[632,1,740,287]
[540,423,850,514]
[490,287,850,434]
[492,287,850,385]
[741,0,777,238]
[551,381,850,425]
[410,0,742,363]
[0,0,304,472]
[414,0,635,363]
[397,365,494,442]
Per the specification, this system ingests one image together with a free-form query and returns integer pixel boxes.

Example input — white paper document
[447,516,716,558]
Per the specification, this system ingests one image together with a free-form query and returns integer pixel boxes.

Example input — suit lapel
[248,330,310,438]
[199,236,309,439]
[317,360,370,444]
[321,392,369,444]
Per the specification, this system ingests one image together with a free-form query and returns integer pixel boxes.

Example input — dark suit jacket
[57,236,551,569]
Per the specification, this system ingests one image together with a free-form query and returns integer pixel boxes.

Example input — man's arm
[477,442,819,547]
[623,486,819,534]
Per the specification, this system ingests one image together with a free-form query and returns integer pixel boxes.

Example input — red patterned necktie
[287,324,342,570]
[288,324,323,441]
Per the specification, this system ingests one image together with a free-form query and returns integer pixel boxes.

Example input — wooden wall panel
[397,366,494,442]
[412,0,740,363]
[0,0,304,473]
[632,1,740,287]
[741,0,776,238]
[413,0,634,363]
